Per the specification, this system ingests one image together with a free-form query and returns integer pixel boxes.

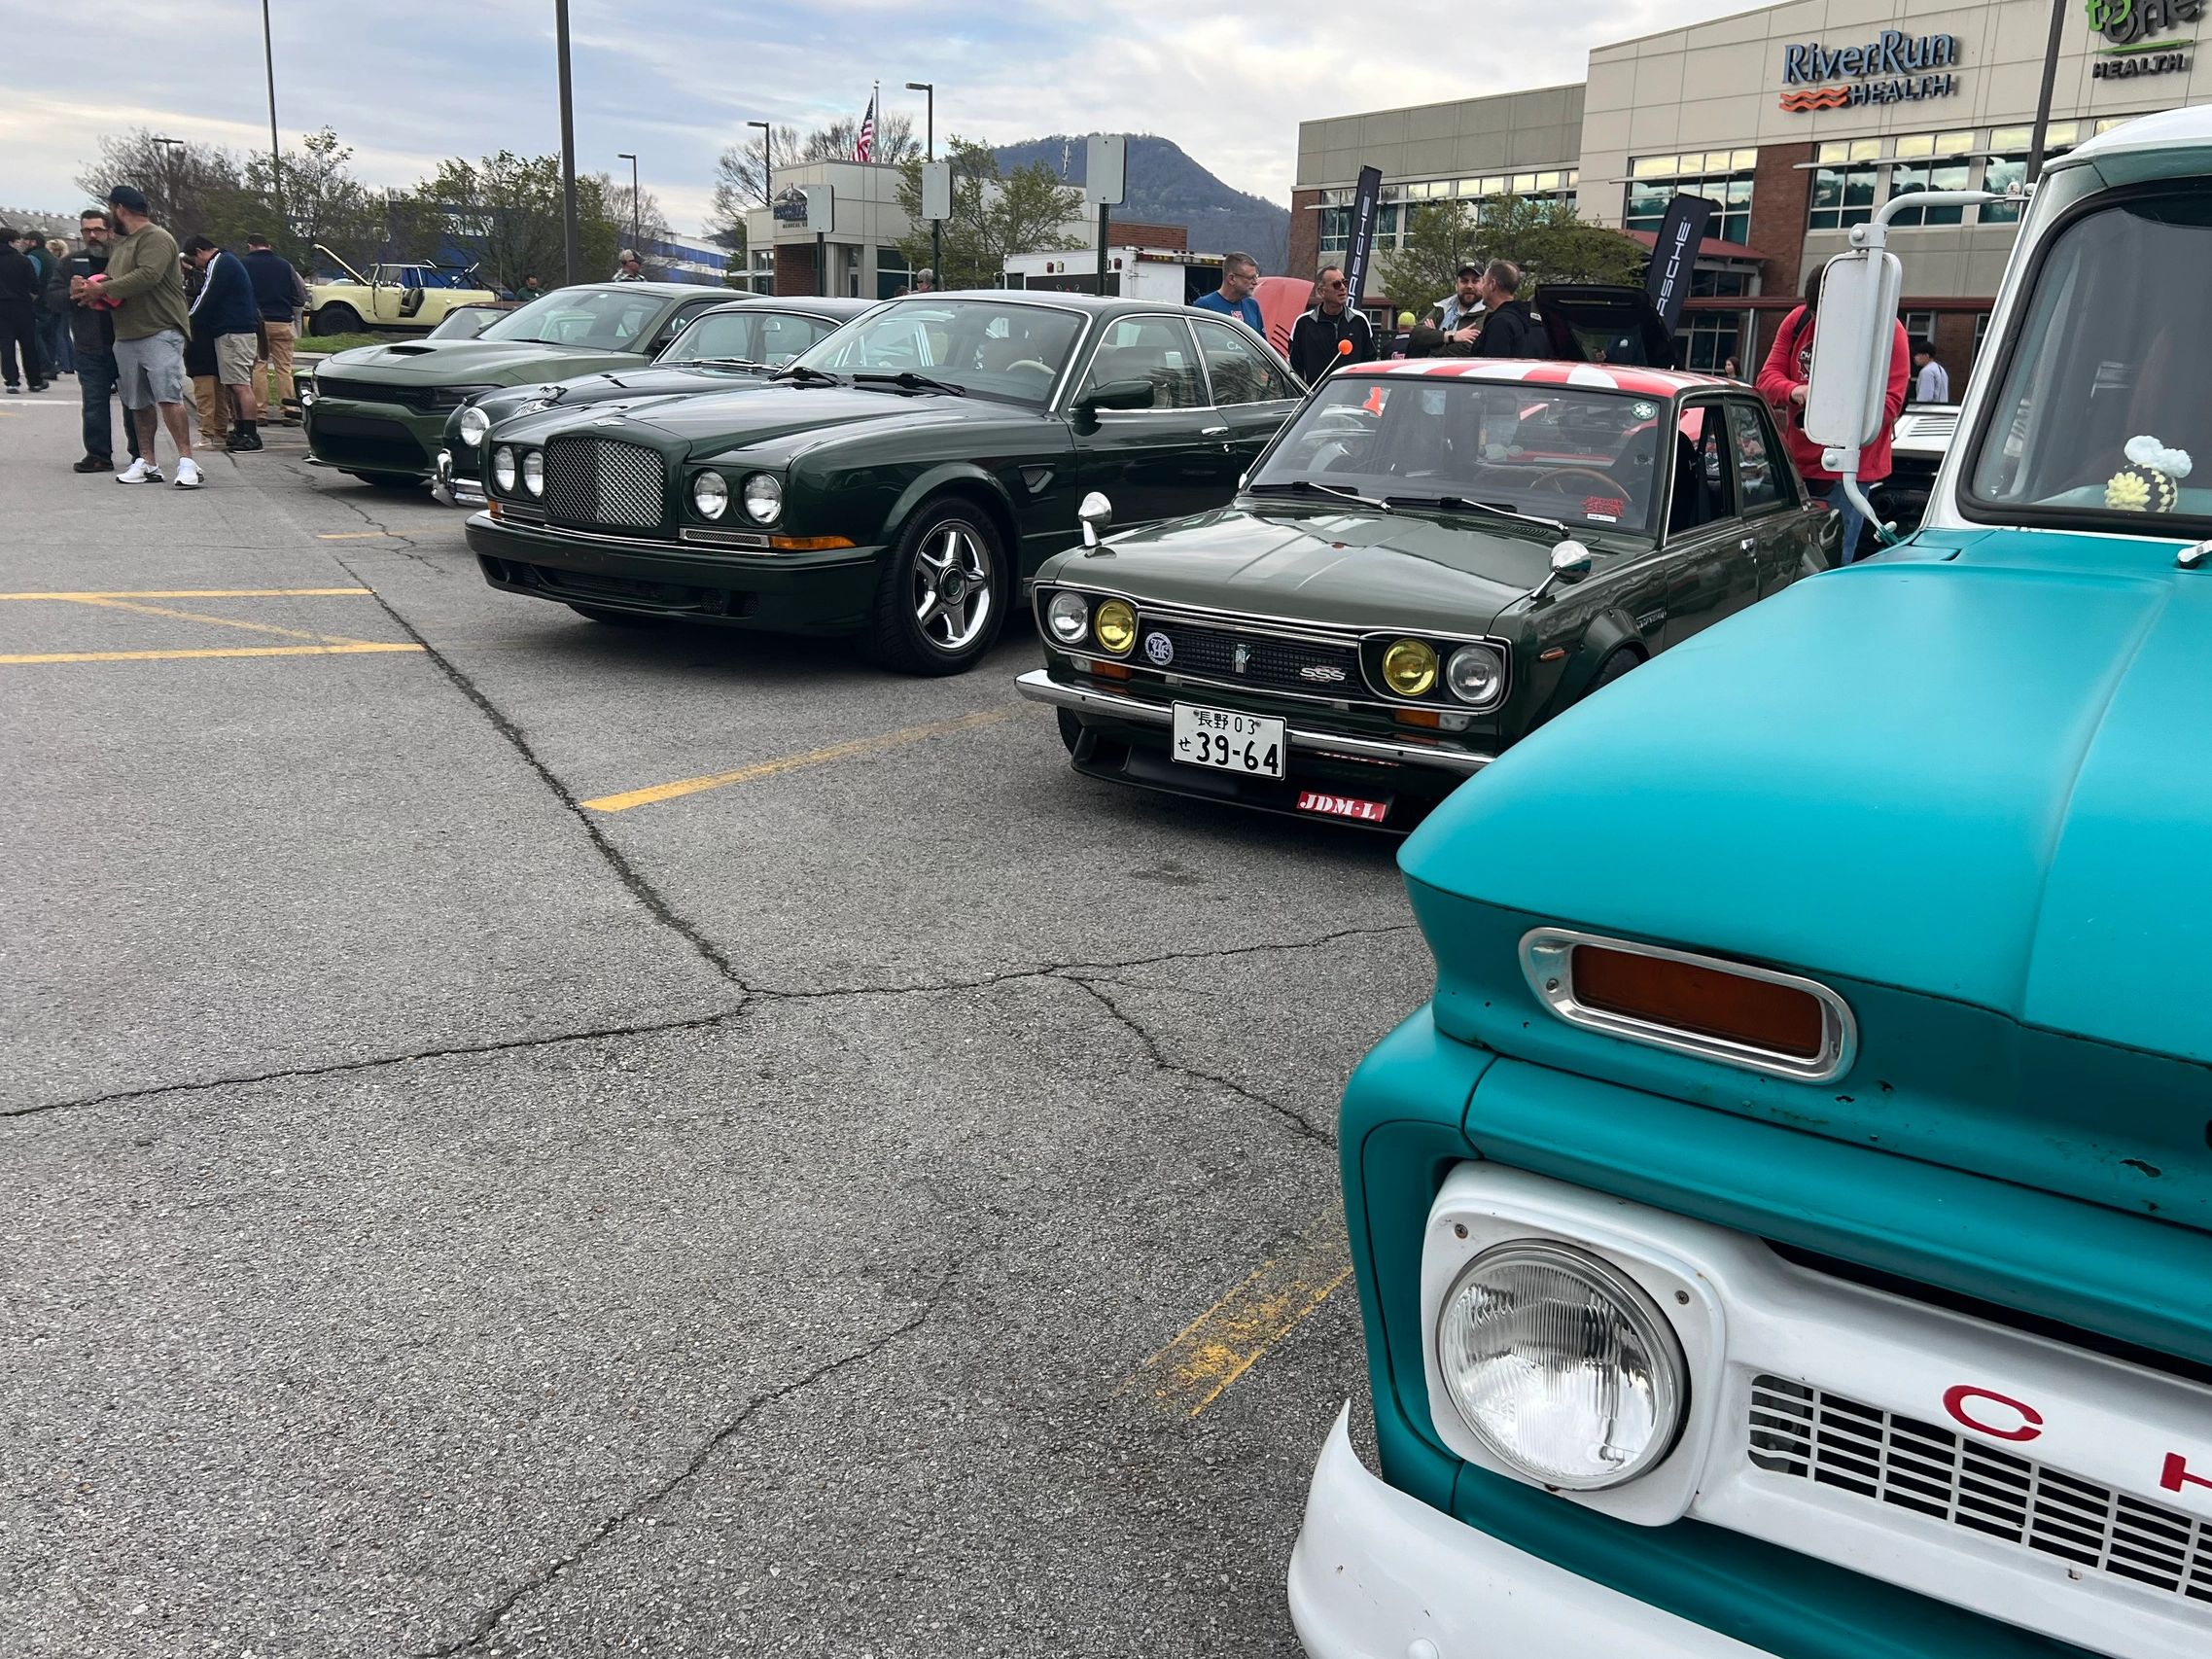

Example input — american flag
[856,91,876,163]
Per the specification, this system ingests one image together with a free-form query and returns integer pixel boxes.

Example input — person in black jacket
[183,236,265,449]
[1471,260,1544,359]
[52,211,141,471]
[1286,265,1374,382]
[0,229,49,391]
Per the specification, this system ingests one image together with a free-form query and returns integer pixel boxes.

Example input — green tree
[892,137,1083,290]
[414,152,620,291]
[242,127,381,271]
[1379,197,1646,315]
[75,129,253,243]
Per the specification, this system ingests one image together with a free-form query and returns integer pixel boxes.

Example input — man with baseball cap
[70,184,201,487]
[613,249,645,280]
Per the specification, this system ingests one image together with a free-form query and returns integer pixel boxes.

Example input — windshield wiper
[775,364,845,386]
[686,357,766,370]
[851,371,967,396]
[1245,478,1392,512]
[1385,493,1568,539]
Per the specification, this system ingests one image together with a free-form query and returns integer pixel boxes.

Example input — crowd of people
[4,187,308,487]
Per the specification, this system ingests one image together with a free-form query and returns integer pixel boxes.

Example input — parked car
[304,245,500,335]
[1018,358,1831,830]
[465,293,1306,671]
[424,300,521,341]
[1880,398,1962,534]
[433,297,874,507]
[302,282,735,488]
[1289,107,2212,1659]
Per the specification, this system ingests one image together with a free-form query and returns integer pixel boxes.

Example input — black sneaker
[226,431,264,452]
[4,384,18,395]
[73,455,113,474]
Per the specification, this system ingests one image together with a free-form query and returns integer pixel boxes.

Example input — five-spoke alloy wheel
[868,501,1006,675]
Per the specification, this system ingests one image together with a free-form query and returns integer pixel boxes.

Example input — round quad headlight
[693,472,730,519]
[521,449,544,497]
[1044,589,1090,646]
[742,474,783,524]
[458,406,492,447]
[1445,643,1505,705]
[1093,598,1138,655]
[1381,637,1438,697]
[1436,1241,1687,1491]
[491,445,517,494]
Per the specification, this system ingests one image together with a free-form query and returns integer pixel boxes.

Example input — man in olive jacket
[71,185,200,487]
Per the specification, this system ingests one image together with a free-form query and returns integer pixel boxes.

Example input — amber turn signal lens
[1382,638,1438,696]
[1094,598,1138,655]
[1572,944,1824,1060]
[1393,707,1443,728]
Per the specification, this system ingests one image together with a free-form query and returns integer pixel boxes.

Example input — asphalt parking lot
[1,383,1432,1657]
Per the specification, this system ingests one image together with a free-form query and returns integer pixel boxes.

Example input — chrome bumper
[1014,668,1492,777]
[432,449,483,509]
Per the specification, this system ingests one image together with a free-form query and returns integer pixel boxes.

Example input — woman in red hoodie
[1757,267,1912,564]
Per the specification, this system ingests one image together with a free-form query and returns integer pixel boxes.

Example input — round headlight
[458,406,491,446]
[491,445,517,493]
[521,449,544,497]
[1094,598,1137,656]
[1381,638,1438,697]
[1045,590,1090,646]
[1437,1241,1687,1491]
[742,474,782,523]
[1446,643,1505,705]
[693,472,730,519]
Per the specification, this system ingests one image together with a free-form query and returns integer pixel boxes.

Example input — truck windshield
[1965,184,2212,530]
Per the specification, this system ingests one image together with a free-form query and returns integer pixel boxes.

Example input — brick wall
[773,243,817,298]
[1113,221,1188,250]
[1742,141,1813,368]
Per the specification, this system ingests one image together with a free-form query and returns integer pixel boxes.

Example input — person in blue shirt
[1190,252,1262,332]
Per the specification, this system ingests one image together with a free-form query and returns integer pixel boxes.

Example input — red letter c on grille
[1943,1385,2045,1442]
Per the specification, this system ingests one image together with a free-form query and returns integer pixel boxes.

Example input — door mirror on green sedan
[1080,378,1157,413]
[1530,539,1594,602]
[1078,492,1114,549]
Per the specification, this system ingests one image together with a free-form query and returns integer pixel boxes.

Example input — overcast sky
[1,0,1751,238]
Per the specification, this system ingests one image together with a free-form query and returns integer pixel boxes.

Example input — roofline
[1297,80,1584,138]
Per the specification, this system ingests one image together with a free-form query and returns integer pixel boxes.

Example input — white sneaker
[116,458,163,484]
[174,458,205,490]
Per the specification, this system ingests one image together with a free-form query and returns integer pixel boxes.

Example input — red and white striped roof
[1342,358,1721,400]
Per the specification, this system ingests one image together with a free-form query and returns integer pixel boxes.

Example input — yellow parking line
[0,643,424,665]
[65,595,380,646]
[581,707,1020,813]
[1124,1212,1352,1419]
[0,588,372,600]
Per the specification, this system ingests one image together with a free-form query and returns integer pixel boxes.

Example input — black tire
[568,605,668,627]
[864,498,1008,676]
[1056,709,1084,755]
[314,303,363,336]
[344,472,422,490]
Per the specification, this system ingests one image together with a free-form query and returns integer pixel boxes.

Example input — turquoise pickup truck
[1290,108,2212,1659]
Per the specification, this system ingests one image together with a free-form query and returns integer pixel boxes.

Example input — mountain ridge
[990,134,1290,273]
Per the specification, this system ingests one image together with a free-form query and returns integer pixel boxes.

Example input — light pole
[616,152,640,258]
[553,0,580,286]
[261,0,284,230]
[2024,0,2069,185]
[905,81,939,287]
[151,135,185,226]
[749,120,773,293]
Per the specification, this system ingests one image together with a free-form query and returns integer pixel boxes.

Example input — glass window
[1680,312,1744,373]
[1689,269,1751,299]
[1974,310,1991,352]
[1633,156,1679,179]
[1894,134,1935,159]
[1966,184,2212,527]
[1626,159,1756,243]
[1890,158,1972,226]
[803,298,1083,405]
[1726,401,1787,512]
[1937,130,1975,155]
[1668,405,1737,535]
[1192,317,1297,405]
[1900,310,1938,348]
[1076,315,1206,409]
[1808,162,1880,230]
[1850,139,1882,161]
[480,288,666,349]
[664,307,840,367]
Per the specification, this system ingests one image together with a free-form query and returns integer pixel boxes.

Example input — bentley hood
[1049,505,1562,633]
[319,338,648,385]
[497,383,1052,461]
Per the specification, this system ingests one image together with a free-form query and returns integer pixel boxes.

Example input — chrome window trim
[1518,927,1857,1083]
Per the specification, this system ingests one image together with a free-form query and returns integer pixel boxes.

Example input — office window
[1974,310,1992,351]
[1690,269,1752,299]
[1901,310,1938,347]
[1625,152,1755,245]
[1890,157,1972,226]
[1319,204,1351,254]
[1808,162,1880,230]
[1982,123,2078,224]
[1679,312,1744,373]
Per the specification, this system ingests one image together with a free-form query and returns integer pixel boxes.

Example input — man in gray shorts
[184,234,264,450]
[70,185,201,487]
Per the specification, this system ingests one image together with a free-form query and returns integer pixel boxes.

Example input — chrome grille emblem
[1233,641,1252,674]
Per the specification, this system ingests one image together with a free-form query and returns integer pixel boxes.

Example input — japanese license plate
[1172,703,1285,779]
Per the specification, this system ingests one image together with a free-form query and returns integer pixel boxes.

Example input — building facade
[1292,0,2210,375]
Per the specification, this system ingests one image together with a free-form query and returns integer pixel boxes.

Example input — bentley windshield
[788,298,1086,406]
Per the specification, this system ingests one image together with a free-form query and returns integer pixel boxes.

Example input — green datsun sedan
[464,293,1304,672]
[1018,359,1834,830]
[303,282,739,487]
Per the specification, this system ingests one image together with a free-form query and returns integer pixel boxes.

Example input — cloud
[0,0,1756,233]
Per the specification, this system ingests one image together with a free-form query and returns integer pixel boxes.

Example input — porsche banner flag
[1643,193,1718,337]
[1341,165,1385,312]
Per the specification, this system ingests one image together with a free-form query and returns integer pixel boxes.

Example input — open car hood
[1536,285,1677,371]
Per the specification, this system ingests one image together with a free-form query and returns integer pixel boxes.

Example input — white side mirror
[1078,491,1113,550]
[1804,249,1904,455]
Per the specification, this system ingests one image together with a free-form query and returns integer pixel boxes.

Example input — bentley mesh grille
[1139,618,1363,699]
[544,438,665,530]
[1747,1375,2212,1608]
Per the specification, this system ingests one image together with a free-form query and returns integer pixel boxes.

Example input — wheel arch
[1534,605,1652,724]
[886,465,1021,574]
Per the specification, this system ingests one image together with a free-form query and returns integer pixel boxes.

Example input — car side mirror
[1080,378,1156,413]
[1803,249,1903,457]
[1078,491,1113,550]
[1530,539,1594,602]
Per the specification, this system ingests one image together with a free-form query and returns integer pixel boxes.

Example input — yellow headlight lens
[1382,638,1438,696]
[1094,598,1138,655]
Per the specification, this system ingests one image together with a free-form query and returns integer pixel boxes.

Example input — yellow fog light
[1382,638,1438,697]
[1094,598,1138,655]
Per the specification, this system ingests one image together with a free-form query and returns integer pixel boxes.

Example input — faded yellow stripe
[0,643,424,664]
[581,708,1019,813]
[67,596,378,646]
[0,587,372,600]
[1126,1211,1352,1419]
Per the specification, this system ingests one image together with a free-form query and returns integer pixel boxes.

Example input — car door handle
[1739,536,1758,550]
[1200,425,1229,437]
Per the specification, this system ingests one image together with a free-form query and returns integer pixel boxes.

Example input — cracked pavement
[1,388,1432,1656]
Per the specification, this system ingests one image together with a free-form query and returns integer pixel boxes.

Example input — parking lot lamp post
[152,135,185,227]
[617,152,640,257]
[554,0,580,285]
[749,120,773,293]
[905,82,939,287]
[262,0,284,229]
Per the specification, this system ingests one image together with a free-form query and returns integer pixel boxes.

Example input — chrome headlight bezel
[457,405,492,447]
[692,471,731,520]
[491,444,518,494]
[1445,642,1507,708]
[742,473,783,524]
[1043,588,1090,646]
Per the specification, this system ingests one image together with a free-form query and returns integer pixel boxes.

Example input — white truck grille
[1749,1376,2212,1610]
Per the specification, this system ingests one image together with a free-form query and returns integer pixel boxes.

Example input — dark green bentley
[464,294,1303,673]
[1018,358,1836,830]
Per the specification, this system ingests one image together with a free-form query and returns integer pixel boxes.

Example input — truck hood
[1406,539,2212,1064]
[318,338,648,385]
[1042,504,1562,633]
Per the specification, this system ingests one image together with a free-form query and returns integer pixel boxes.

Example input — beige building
[737,159,917,300]
[1292,0,2209,375]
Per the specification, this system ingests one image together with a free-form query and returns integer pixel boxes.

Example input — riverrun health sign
[1779,29,1961,111]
